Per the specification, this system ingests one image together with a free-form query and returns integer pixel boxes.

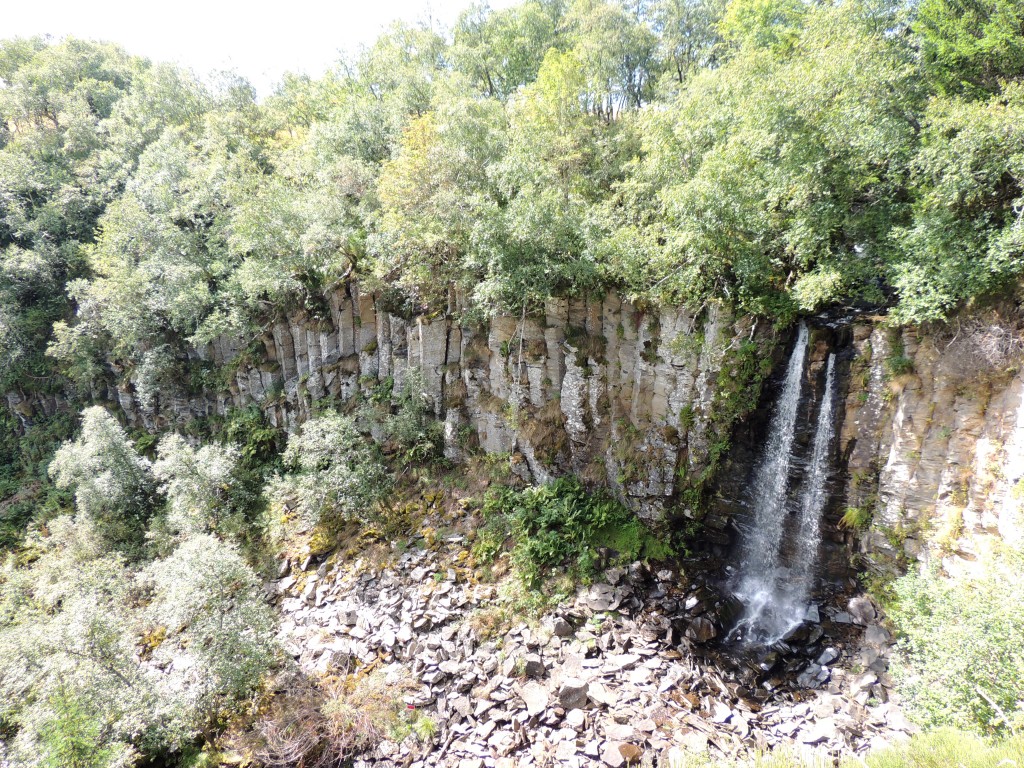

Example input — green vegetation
[268,412,391,532]
[887,554,1024,734]
[0,0,1019,432]
[0,505,276,766]
[1,2,1023,766]
[840,505,873,531]
[476,476,673,589]
[859,728,1024,768]
[670,728,1024,767]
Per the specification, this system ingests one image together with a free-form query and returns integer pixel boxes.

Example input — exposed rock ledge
[83,287,770,520]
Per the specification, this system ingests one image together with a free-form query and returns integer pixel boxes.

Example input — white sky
[2,0,518,96]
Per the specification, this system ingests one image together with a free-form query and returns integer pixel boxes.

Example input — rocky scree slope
[269,515,916,768]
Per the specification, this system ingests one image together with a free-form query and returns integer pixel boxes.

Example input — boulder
[557,678,590,710]
[521,682,549,716]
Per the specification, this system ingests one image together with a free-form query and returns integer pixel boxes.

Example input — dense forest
[1,0,1024,765]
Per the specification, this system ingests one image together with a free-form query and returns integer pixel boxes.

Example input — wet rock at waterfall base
[685,616,718,643]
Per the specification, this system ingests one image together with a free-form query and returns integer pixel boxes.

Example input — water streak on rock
[729,323,809,644]
[790,353,837,610]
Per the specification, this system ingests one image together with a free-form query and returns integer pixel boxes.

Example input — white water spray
[728,329,837,645]
[729,323,808,643]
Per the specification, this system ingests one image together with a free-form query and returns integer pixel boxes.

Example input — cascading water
[790,353,836,610]
[728,323,808,644]
[728,327,837,645]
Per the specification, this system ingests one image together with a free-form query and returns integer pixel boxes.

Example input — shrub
[888,555,1024,733]
[48,407,155,555]
[269,412,391,530]
[221,406,284,472]
[886,354,915,377]
[152,434,242,539]
[382,374,443,463]
[0,515,278,765]
[0,518,158,766]
[144,534,278,715]
[480,477,669,589]
[358,369,443,464]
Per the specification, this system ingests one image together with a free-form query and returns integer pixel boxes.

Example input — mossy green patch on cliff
[672,334,777,526]
[564,324,607,368]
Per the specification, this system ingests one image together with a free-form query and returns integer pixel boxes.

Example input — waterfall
[790,353,836,607]
[729,323,808,644]
[728,325,836,645]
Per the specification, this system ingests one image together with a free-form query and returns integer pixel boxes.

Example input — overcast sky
[4,0,517,96]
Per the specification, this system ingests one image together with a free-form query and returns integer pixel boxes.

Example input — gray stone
[588,681,617,707]
[557,678,590,710]
[583,584,621,612]
[601,742,626,767]
[817,647,840,666]
[521,682,549,716]
[848,596,876,625]
[565,709,587,729]
[523,654,546,678]
[711,701,733,723]
[452,696,472,719]
[799,717,837,744]
[552,617,574,637]
[864,624,891,647]
[605,723,635,741]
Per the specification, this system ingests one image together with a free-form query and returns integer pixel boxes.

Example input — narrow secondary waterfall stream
[728,325,838,645]
[790,353,836,611]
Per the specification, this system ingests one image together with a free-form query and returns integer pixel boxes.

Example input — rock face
[7,283,1024,544]
[840,312,1024,571]
[709,309,1024,578]
[61,285,770,520]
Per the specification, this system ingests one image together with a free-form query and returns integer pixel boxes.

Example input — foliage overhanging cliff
[2,0,1023,414]
[2,2,1024,765]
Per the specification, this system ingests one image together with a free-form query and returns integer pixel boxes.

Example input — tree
[890,555,1024,733]
[318,22,448,167]
[0,38,145,393]
[269,412,391,529]
[0,513,279,765]
[58,92,268,394]
[0,518,150,767]
[373,75,509,308]
[565,0,662,113]
[49,407,154,553]
[915,0,1024,98]
[630,0,919,315]
[892,81,1024,322]
[451,1,560,99]
[717,0,807,53]
[652,0,728,85]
